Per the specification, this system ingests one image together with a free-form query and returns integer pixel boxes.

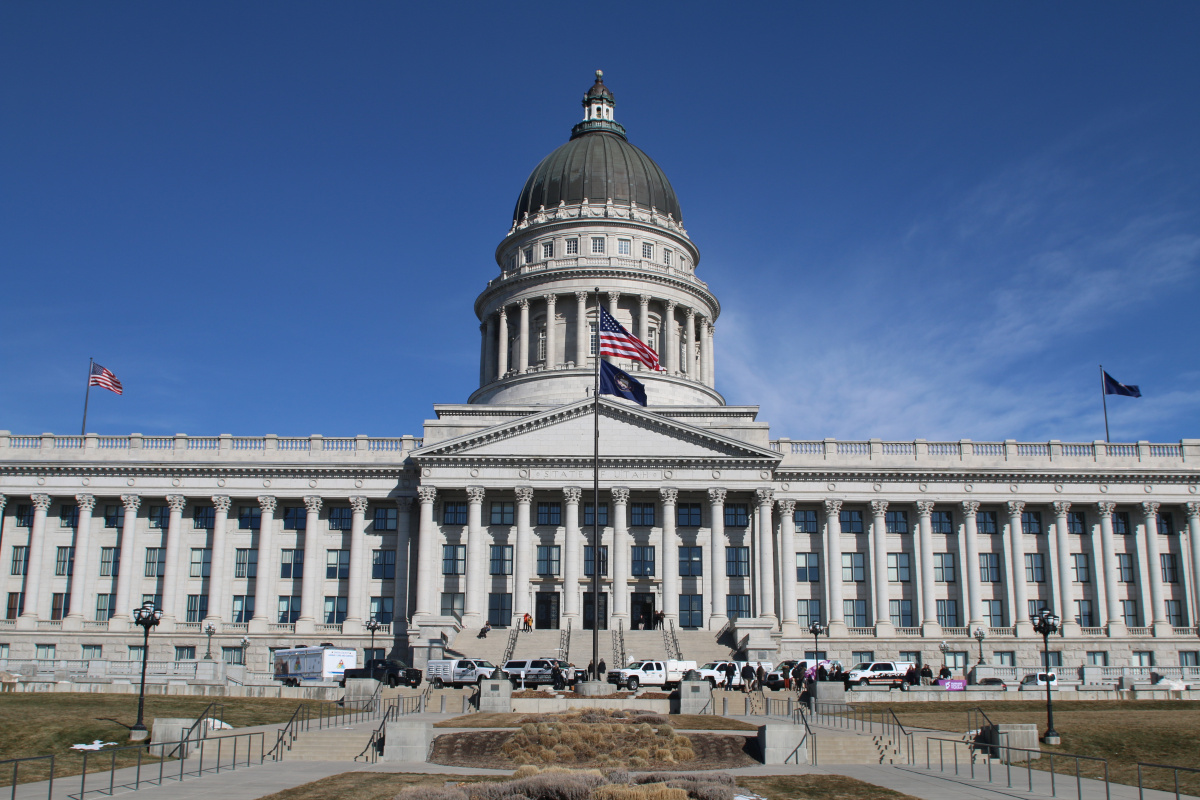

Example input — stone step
[280,727,377,762]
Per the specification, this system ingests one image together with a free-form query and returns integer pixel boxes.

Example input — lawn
[433,712,757,730]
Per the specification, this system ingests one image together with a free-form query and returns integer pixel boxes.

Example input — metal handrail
[923,736,1110,800]
[0,754,55,798]
[178,701,225,754]
[354,705,397,763]
[1137,761,1200,800]
[966,706,994,735]
[501,626,520,665]
[791,707,817,765]
[558,618,572,661]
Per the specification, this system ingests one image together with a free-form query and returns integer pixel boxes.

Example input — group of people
[584,659,608,681]
[632,610,666,630]
[901,663,953,687]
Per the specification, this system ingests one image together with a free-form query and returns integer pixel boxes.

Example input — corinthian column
[464,487,487,624]
[684,308,696,377]
[870,500,892,634]
[209,496,231,625]
[345,496,369,630]
[67,494,97,620]
[707,488,728,628]
[518,299,530,374]
[962,501,984,628]
[298,496,323,627]
[513,487,534,621]
[563,487,583,623]
[661,488,679,621]
[575,291,589,366]
[756,488,776,620]
[638,295,651,346]
[162,495,186,622]
[824,499,845,632]
[778,499,799,630]
[699,319,712,386]
[1142,502,1169,632]
[1097,502,1124,634]
[1007,500,1033,636]
[1188,503,1200,630]
[916,501,939,634]
[707,323,716,387]
[544,294,558,368]
[19,495,52,623]
[479,322,488,387]
[250,496,275,626]
[1052,501,1078,634]
[664,301,677,374]
[607,291,620,318]
[497,307,509,379]
[414,487,438,618]
[113,494,142,622]
[611,487,630,621]
[484,315,497,385]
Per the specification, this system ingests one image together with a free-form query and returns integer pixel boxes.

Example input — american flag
[599,306,663,372]
[89,363,123,395]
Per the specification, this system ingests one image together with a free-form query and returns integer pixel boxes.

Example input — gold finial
[595,69,603,81]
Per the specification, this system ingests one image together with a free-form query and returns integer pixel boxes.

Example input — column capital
[0,495,6,513]
[1052,500,1071,516]
[755,487,774,505]
[1097,501,1116,518]
[709,324,716,335]
[563,486,582,504]
[167,495,186,512]
[498,306,508,319]
[916,500,934,518]
[660,487,679,505]
[685,307,695,320]
[479,321,487,333]
[466,486,486,504]
[514,486,534,504]
[1141,501,1160,521]
[1006,499,1025,516]
[611,486,630,505]
[1186,501,1200,521]
[350,496,369,514]
[212,495,232,512]
[76,493,97,512]
[606,291,620,304]
[303,495,323,513]
[121,494,142,512]
[518,298,529,310]
[575,290,589,303]
[707,487,726,505]
[824,498,842,515]
[258,495,277,513]
[665,299,677,311]
[416,486,438,504]
[870,499,889,515]
[31,494,52,511]
[543,293,557,306]
[961,499,980,517]
[395,496,415,511]
[777,498,796,516]
[639,294,651,307]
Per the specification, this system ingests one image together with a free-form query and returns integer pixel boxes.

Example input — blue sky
[2,2,1197,444]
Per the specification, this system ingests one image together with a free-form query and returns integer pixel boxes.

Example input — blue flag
[599,359,647,406]
[1102,371,1141,398]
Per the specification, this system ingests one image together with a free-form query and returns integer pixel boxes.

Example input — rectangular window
[59,504,79,528]
[1068,511,1086,534]
[148,505,170,529]
[328,507,352,530]
[536,545,561,576]
[679,594,703,628]
[373,507,397,531]
[443,502,468,525]
[933,553,956,582]
[1022,511,1043,535]
[663,248,672,266]
[1114,511,1131,535]
[222,646,244,665]
[186,594,208,622]
[679,546,703,576]
[796,553,820,582]
[1165,600,1184,626]
[326,549,350,579]
[523,246,533,264]
[490,502,514,526]
[144,548,166,577]
[1041,651,1063,669]
[725,504,749,527]
[889,599,913,627]
[442,545,466,575]
[1075,599,1095,627]
[282,507,306,530]
[490,544,513,575]
[488,593,512,627]
[280,549,304,579]
[35,644,56,660]
[1029,599,1049,618]
[591,237,605,254]
[536,502,562,526]
[51,593,69,620]
[81,644,101,660]
[983,599,1004,627]
[1157,512,1174,536]
[55,546,75,576]
[641,242,653,259]
[583,503,609,526]
[1025,553,1045,582]
[323,596,348,624]
[978,510,998,535]
[584,545,608,576]
[100,547,120,577]
[841,552,866,582]
[277,596,300,623]
[369,596,394,624]
[371,550,395,580]
[238,506,261,530]
[797,599,821,628]
[231,595,255,623]
[887,552,911,582]
[885,510,909,534]
[843,599,868,627]
[175,645,196,661]
[840,509,864,533]
[631,546,655,577]
[1133,650,1154,667]
[1117,553,1135,582]
[936,599,959,627]
[726,546,750,577]
[104,505,125,528]
[189,548,211,578]
[1121,599,1139,626]
[1161,553,1179,583]
[993,651,1015,667]
[630,502,655,527]
[10,546,28,576]
[235,548,258,578]
[193,506,215,530]
[1087,651,1108,666]
[1179,651,1200,667]
[931,510,953,534]
[794,508,819,533]
[1070,553,1090,583]
[140,593,162,610]
[94,594,115,621]
[726,594,750,620]
[676,503,701,527]
[6,593,24,619]
[440,592,464,620]
[617,239,631,256]
[566,238,579,255]
[543,241,555,259]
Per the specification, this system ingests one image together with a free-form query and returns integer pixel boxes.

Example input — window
[82,644,101,660]
[885,510,909,534]
[235,549,258,579]
[186,594,208,622]
[1133,651,1154,667]
[679,546,703,576]
[725,504,749,527]
[145,548,166,577]
[488,593,512,627]
[843,599,868,627]
[631,546,655,577]
[222,646,243,665]
[277,596,300,623]
[11,505,31,528]
[543,241,555,259]
[726,594,750,620]
[804,650,827,662]
[100,547,119,577]
[328,507,352,530]
[536,545,561,576]
[584,545,608,576]
[282,507,306,530]
[1025,553,1045,583]
[1028,600,1049,618]
[523,246,533,264]
[148,505,170,529]
[238,506,261,530]
[1121,599,1139,626]
[887,553,910,582]
[676,503,701,527]
[442,545,465,575]
[490,502,514,526]
[993,651,1015,666]
[584,503,609,526]
[372,550,395,579]
[983,600,1004,627]
[796,553,820,582]
[35,644,56,660]
[936,599,959,627]
[931,510,953,534]
[55,546,74,576]
[6,593,23,619]
[889,599,913,627]
[326,549,350,579]
[1022,511,1042,535]
[59,504,79,528]
[374,507,397,531]
[726,546,750,577]
[1165,600,1184,626]
[663,248,672,266]
[1179,652,1200,667]
[978,510,998,535]
[591,237,605,254]
[839,509,864,533]
[280,549,304,579]
[933,553,956,582]
[1157,512,1174,536]
[536,502,561,526]
[140,593,162,610]
[51,593,69,620]
[10,546,27,576]
[1075,599,1095,627]
[1087,651,1108,666]
[189,548,211,578]
[794,508,819,533]
[1041,651,1062,669]
[1117,553,1135,582]
[440,593,464,620]
[841,553,866,582]
[617,239,631,256]
[797,599,821,628]
[324,596,348,624]
[1071,553,1090,583]
[1161,553,1179,583]
[1068,511,1086,534]
[94,594,115,621]
[849,651,875,664]
[631,502,655,527]
[566,239,579,255]
[193,506,215,530]
[231,595,254,623]
[443,502,468,525]
[490,545,513,575]
[175,646,196,661]
[1114,511,1131,535]
[370,596,394,624]
[641,242,653,259]
[679,594,703,627]
[104,505,124,528]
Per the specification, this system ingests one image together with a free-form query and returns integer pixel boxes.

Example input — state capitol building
[2,74,1199,678]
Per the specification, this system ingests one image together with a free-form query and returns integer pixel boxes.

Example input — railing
[923,736,1110,800]
[791,708,817,765]
[142,437,174,450]
[966,706,994,737]
[989,626,1016,636]
[1137,761,1200,800]
[316,623,343,634]
[269,696,388,759]
[847,627,874,636]
[277,438,309,451]
[664,618,682,661]
[0,754,55,796]
[558,618,572,662]
[501,626,520,665]
[611,619,626,668]
[178,700,226,755]
[895,627,921,636]
[55,436,84,449]
[883,442,915,456]
[942,627,969,637]
[1081,627,1105,636]
[1127,627,1152,636]
[806,703,915,764]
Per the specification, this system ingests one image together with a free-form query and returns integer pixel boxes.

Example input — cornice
[0,463,417,481]
[774,468,1200,486]
[416,455,780,470]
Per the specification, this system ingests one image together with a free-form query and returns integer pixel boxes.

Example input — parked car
[765,660,802,690]
[844,661,916,689]
[340,658,422,688]
[1018,672,1057,690]
[607,659,698,691]
[501,658,573,687]
[426,658,497,688]
[976,677,1008,691]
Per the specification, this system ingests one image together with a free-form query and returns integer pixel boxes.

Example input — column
[707,488,728,628]
[575,291,589,366]
[962,501,984,628]
[414,487,437,617]
[513,487,533,620]
[298,496,323,625]
[250,496,275,625]
[393,498,414,626]
[478,323,488,387]
[496,307,509,379]
[517,299,530,374]
[1188,503,1200,628]
[870,500,891,633]
[660,488,679,621]
[66,494,97,620]
[916,501,939,633]
[699,319,711,386]
[707,323,716,387]
[778,498,799,629]
[113,494,141,620]
[1052,501,1078,633]
[484,315,497,385]
[563,487,582,623]
[208,496,231,624]
[1141,502,1168,630]
[544,294,558,368]
[464,487,487,623]
[607,291,620,318]
[824,499,845,630]
[684,308,696,377]
[756,488,776,620]
[638,295,651,346]
[19,494,52,621]
[346,496,369,628]
[664,301,677,374]
[1006,501,1033,635]
[611,487,630,621]
[1097,502,1124,633]
[159,495,186,622]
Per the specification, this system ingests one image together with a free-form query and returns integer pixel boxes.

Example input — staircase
[811,731,907,765]
[446,623,740,668]
[279,723,378,762]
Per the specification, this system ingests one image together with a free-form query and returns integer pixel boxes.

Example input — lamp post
[808,621,827,670]
[973,627,986,665]
[203,622,216,660]
[938,640,950,678]
[366,617,380,660]
[1031,609,1061,745]
[240,636,250,670]
[130,603,162,741]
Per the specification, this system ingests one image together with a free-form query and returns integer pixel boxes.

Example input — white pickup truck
[426,658,498,688]
[695,660,775,688]
[844,660,915,688]
[608,659,698,690]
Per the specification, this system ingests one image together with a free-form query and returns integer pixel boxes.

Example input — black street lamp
[808,621,827,668]
[973,626,987,665]
[1031,609,1061,744]
[938,640,950,672]
[131,603,162,740]
[240,636,250,669]
[366,617,381,658]
[203,622,216,660]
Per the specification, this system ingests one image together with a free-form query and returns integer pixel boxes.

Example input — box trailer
[273,646,357,686]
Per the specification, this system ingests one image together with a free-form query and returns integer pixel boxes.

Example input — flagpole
[591,287,602,679]
[81,357,94,436]
[1100,364,1111,443]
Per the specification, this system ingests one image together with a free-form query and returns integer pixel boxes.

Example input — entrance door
[583,592,608,630]
[535,592,560,629]
[630,593,656,630]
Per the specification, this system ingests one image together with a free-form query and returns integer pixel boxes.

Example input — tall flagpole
[1100,364,1111,443]
[591,287,602,679]
[81,357,94,436]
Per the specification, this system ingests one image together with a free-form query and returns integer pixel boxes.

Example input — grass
[434,712,757,730]
[738,775,921,800]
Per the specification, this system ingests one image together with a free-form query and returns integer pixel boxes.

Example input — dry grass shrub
[632,714,667,725]
[394,787,469,800]
[499,719,695,767]
[593,783,687,800]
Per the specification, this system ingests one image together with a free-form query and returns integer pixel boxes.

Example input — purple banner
[937,679,966,691]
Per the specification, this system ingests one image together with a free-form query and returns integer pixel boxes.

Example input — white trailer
[273,646,357,686]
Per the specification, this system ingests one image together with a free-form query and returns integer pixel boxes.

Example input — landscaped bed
[434,711,757,731]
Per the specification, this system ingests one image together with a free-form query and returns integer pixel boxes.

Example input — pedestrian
[920,664,933,686]
[723,662,735,690]
[905,664,918,688]
[598,659,607,679]
[938,664,951,681]
[817,662,828,682]
[791,662,805,692]
[740,663,754,693]
[587,660,595,681]
[755,662,766,692]
[551,664,564,691]
[478,621,491,639]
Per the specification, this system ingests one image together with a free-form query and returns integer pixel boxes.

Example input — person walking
[598,659,607,680]
[755,662,766,692]
[740,663,754,693]
[587,660,596,681]
[723,662,735,690]
[551,664,565,691]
